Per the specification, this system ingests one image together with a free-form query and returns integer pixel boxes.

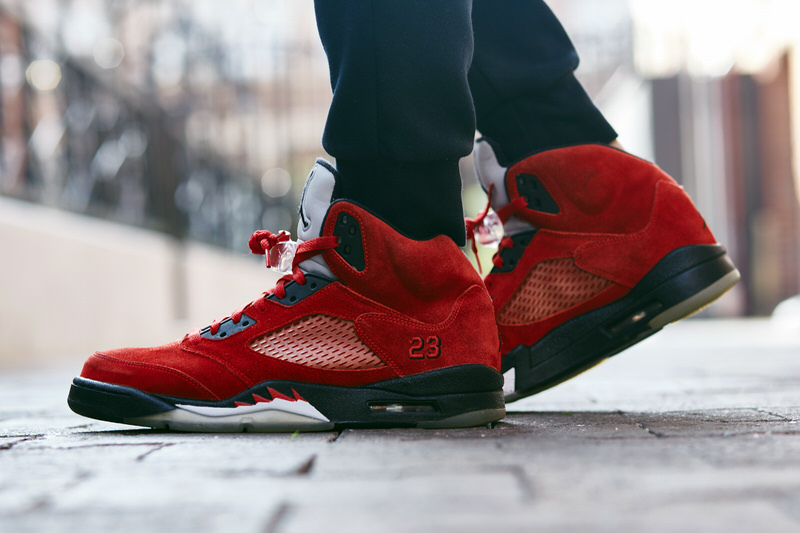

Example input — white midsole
[126,394,334,432]
[177,397,329,421]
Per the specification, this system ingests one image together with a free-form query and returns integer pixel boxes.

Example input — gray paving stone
[2,506,274,533]
[1,319,799,533]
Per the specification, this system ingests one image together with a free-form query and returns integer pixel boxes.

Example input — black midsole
[502,244,737,397]
[68,364,504,428]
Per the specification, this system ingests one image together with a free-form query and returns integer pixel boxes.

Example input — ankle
[334,158,467,245]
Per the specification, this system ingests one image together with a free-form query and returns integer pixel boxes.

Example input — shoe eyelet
[219,332,227,338]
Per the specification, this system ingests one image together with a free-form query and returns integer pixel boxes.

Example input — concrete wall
[0,196,279,370]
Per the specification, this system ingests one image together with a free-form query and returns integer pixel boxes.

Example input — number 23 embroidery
[409,336,441,359]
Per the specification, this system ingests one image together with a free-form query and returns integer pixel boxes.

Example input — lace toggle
[466,184,503,250]
[475,211,503,246]
[249,230,298,275]
[207,229,339,335]
[465,182,528,273]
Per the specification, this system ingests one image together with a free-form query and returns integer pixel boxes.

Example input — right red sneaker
[469,141,740,402]
[67,160,504,431]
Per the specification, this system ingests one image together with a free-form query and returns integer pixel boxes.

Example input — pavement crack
[218,455,317,478]
[291,454,316,476]
[509,466,535,503]
[638,422,666,438]
[485,465,535,503]
[42,442,170,451]
[64,470,93,490]
[25,470,92,514]
[0,435,45,450]
[27,496,52,513]
[755,408,795,422]
[135,442,175,462]
[262,501,292,533]
[66,424,95,430]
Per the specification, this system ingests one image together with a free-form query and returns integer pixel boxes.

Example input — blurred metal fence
[0,0,327,249]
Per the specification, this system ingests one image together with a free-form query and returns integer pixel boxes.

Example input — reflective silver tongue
[474,140,534,235]
[296,159,338,279]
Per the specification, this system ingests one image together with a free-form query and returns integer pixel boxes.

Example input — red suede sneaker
[468,141,740,402]
[68,160,504,431]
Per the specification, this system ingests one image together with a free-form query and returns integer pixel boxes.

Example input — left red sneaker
[468,141,740,402]
[68,160,504,431]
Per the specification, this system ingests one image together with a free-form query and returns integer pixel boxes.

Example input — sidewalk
[2,318,799,533]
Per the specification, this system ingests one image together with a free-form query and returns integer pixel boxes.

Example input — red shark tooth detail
[252,394,270,403]
[267,387,295,402]
[234,401,252,407]
[291,389,306,402]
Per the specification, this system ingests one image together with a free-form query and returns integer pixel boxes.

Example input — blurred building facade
[553,0,800,316]
[627,0,800,316]
[0,0,329,251]
[1,0,799,317]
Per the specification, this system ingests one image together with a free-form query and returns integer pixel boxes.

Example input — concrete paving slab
[1,319,799,532]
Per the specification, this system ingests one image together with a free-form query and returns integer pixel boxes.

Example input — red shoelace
[465,183,527,273]
[207,230,339,335]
